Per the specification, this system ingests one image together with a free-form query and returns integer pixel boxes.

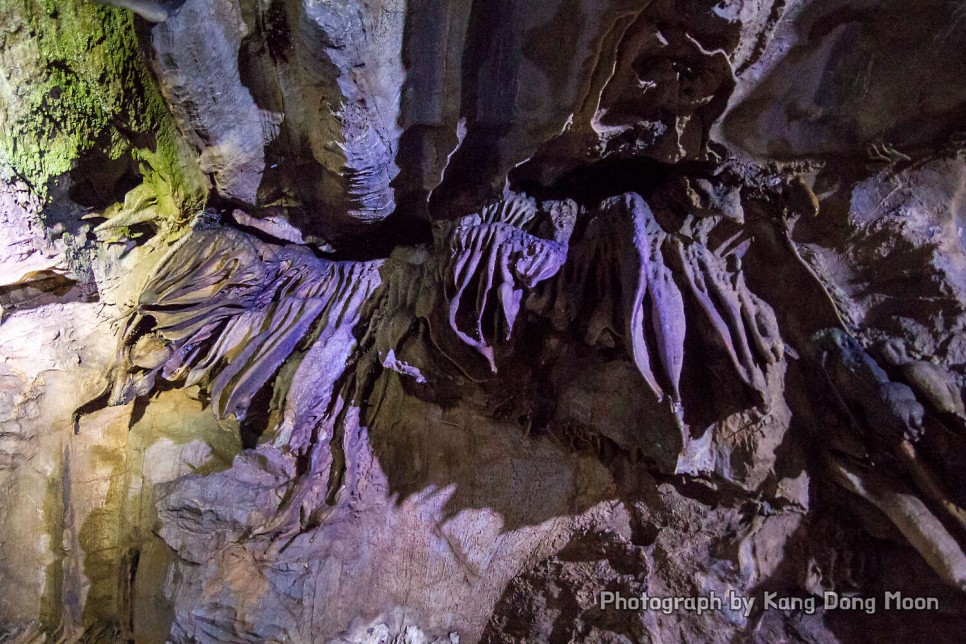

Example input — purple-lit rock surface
[1,0,966,641]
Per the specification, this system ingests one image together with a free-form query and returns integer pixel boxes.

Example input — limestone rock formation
[2,0,966,642]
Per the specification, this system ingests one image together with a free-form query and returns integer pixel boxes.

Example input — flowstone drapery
[2,0,966,641]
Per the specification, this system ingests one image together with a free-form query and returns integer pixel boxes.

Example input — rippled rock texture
[1,0,965,641]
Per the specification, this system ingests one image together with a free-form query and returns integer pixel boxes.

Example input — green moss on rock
[0,0,206,227]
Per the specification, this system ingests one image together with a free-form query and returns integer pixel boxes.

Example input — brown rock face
[2,0,966,642]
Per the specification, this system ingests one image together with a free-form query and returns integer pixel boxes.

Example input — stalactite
[677,237,783,399]
[4,1,966,640]
[427,195,569,374]
[565,193,782,407]
[112,227,383,425]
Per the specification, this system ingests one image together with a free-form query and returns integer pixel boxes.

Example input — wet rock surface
[1,0,966,642]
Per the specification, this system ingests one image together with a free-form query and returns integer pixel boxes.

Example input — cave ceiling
[1,0,965,642]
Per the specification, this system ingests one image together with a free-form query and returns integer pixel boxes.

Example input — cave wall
[1,0,966,642]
